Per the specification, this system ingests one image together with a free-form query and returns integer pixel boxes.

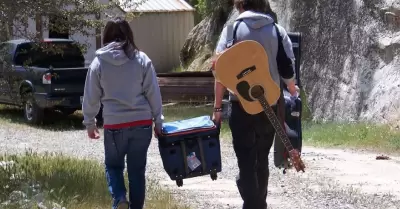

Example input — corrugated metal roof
[119,0,195,13]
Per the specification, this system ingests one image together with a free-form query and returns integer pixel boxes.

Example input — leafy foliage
[0,0,147,42]
[194,0,231,19]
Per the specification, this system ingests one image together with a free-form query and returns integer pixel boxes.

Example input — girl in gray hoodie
[82,18,163,209]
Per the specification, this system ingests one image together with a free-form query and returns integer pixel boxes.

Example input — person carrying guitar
[211,0,298,208]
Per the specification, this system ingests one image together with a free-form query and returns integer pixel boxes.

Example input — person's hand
[287,83,299,97]
[211,52,222,65]
[212,111,222,126]
[87,127,100,139]
[211,53,222,80]
[154,123,162,138]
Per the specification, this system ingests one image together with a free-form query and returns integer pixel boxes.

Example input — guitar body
[213,40,281,115]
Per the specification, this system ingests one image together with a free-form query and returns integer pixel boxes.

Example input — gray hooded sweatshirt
[215,11,296,104]
[82,42,163,130]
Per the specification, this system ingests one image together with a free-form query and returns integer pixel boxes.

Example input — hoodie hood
[236,11,275,29]
[95,41,132,66]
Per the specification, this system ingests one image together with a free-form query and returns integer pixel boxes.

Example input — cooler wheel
[176,179,183,187]
[210,172,218,181]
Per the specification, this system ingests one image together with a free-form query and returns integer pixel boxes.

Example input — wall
[129,11,195,73]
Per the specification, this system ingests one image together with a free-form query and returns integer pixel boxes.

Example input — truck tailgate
[49,67,88,95]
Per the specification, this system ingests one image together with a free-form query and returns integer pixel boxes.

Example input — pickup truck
[0,38,101,125]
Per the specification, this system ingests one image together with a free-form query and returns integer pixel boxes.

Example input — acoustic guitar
[213,40,305,173]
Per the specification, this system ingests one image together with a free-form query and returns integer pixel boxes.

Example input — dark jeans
[104,125,152,209]
[229,101,276,209]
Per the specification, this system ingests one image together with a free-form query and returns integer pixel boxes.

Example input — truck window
[14,42,85,68]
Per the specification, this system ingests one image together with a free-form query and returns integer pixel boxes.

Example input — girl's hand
[87,128,100,139]
[154,123,162,138]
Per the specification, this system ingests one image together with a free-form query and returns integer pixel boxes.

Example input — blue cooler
[158,115,222,187]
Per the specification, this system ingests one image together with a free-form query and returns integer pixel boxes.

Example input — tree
[0,0,147,42]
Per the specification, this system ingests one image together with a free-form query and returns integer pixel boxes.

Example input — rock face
[270,0,400,125]
[180,0,277,72]
[179,6,232,72]
[180,0,400,125]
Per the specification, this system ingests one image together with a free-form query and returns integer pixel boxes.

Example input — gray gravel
[1,120,400,209]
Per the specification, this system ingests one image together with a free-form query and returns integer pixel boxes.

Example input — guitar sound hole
[250,85,264,99]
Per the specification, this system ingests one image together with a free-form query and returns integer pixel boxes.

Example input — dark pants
[229,101,277,209]
[104,125,152,209]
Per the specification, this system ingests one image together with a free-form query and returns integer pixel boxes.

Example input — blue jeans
[103,125,152,209]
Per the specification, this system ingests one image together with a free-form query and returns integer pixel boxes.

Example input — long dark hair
[102,17,138,57]
[233,0,277,22]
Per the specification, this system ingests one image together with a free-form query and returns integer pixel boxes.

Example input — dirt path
[0,122,399,209]
[302,147,400,199]
[155,144,400,209]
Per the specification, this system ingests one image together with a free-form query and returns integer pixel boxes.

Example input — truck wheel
[22,93,44,125]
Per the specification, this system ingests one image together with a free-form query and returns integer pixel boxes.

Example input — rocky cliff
[180,0,400,125]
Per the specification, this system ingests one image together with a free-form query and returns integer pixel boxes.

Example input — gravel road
[0,118,399,209]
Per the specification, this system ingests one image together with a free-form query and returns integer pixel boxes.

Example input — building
[119,0,196,72]
[9,0,195,73]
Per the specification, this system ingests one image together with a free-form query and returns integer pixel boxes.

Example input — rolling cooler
[158,116,222,187]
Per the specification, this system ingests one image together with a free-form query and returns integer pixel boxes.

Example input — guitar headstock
[289,149,305,172]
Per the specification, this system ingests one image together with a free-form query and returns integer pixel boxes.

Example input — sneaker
[116,199,129,209]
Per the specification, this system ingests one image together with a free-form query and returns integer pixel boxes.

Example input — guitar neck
[257,95,294,152]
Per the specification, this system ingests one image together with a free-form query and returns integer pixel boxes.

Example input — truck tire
[22,92,44,125]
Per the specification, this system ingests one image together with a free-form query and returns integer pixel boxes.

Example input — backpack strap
[225,19,243,49]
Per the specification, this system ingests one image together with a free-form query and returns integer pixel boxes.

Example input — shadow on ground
[0,105,86,131]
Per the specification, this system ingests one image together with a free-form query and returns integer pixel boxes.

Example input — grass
[302,121,400,153]
[0,151,190,209]
[162,103,400,154]
[1,102,399,153]
[170,66,185,73]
